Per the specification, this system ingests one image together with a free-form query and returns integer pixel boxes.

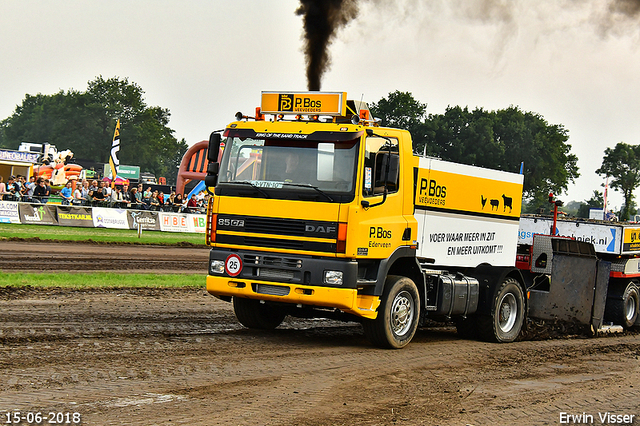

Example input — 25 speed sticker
[225,254,242,277]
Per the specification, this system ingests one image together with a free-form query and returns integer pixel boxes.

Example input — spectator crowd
[0,175,208,213]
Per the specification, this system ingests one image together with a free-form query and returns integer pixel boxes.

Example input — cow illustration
[490,199,499,211]
[481,195,487,209]
[502,194,513,213]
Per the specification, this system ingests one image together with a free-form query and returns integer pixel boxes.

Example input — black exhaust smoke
[611,0,640,16]
[296,0,360,91]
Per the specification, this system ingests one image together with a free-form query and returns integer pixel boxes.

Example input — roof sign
[261,92,347,116]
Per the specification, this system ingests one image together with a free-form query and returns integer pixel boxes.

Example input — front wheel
[233,297,286,330]
[362,275,420,349]
[478,277,525,343]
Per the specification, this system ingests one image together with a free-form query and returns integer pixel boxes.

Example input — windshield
[217,136,359,202]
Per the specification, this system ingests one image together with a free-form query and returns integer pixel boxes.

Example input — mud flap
[528,237,610,329]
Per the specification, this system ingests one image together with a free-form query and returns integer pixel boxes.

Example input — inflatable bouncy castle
[33,149,82,189]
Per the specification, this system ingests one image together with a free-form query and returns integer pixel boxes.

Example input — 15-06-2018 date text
[2,412,81,424]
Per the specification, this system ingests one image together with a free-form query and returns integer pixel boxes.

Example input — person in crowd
[121,184,132,208]
[149,190,161,211]
[21,175,36,202]
[102,180,112,198]
[173,193,184,212]
[33,178,49,203]
[110,185,124,208]
[81,180,90,199]
[185,194,198,213]
[6,177,21,201]
[90,181,106,206]
[141,187,151,209]
[7,176,19,200]
[72,183,86,205]
[44,179,52,202]
[158,191,166,211]
[60,181,74,205]
[167,191,176,206]
[14,175,24,194]
[0,176,7,201]
[87,180,98,204]
[129,187,142,209]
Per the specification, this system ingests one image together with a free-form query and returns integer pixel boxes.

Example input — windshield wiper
[224,181,270,198]
[282,182,334,202]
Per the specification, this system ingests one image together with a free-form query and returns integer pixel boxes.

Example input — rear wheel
[478,277,525,343]
[362,275,420,349]
[233,297,286,330]
[605,282,639,329]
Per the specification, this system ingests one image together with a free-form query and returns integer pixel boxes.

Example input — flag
[603,177,609,212]
[109,119,121,188]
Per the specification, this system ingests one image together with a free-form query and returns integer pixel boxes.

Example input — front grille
[245,217,305,236]
[244,254,302,268]
[245,237,305,250]
[257,268,295,280]
[263,256,301,268]
[254,283,290,296]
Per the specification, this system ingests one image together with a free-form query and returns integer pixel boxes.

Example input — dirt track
[1,241,640,425]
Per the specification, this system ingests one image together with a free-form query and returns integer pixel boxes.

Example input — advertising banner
[0,201,20,223]
[92,207,129,229]
[187,214,207,233]
[160,212,190,233]
[415,157,523,220]
[128,210,161,231]
[417,209,519,268]
[56,206,94,227]
[519,217,620,254]
[19,204,58,225]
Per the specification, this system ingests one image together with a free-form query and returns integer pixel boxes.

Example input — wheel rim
[625,293,637,322]
[498,293,517,333]
[390,290,414,337]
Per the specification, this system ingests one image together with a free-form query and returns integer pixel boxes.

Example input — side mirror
[206,132,222,190]
[208,132,221,163]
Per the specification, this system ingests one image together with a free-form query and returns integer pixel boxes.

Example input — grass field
[0,224,207,288]
[0,223,206,245]
[0,272,205,288]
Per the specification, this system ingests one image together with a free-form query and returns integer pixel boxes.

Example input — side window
[362,136,399,197]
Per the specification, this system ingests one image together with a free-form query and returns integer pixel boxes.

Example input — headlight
[324,270,343,285]
[210,260,225,274]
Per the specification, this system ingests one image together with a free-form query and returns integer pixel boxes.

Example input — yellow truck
[203,91,617,348]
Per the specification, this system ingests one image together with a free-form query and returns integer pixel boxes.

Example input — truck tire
[604,282,639,329]
[233,297,286,330]
[362,275,420,349]
[478,277,524,343]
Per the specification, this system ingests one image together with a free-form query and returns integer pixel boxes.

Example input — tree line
[0,76,188,185]
[2,84,637,219]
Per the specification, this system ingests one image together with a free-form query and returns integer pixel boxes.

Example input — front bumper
[207,249,380,319]
[206,275,380,319]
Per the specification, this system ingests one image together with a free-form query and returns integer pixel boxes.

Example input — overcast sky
[2,0,640,209]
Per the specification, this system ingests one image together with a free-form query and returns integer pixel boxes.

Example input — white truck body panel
[414,157,523,268]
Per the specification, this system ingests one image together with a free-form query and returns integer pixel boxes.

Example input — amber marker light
[337,222,348,253]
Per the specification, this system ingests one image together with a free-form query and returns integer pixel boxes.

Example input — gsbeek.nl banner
[2,203,207,233]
